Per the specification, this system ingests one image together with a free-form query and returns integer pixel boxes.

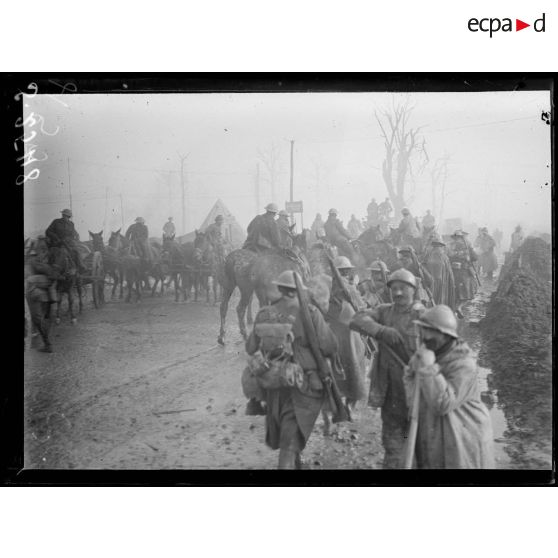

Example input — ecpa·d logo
[468,13,546,37]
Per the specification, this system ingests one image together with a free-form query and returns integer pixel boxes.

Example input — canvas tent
[178,199,246,247]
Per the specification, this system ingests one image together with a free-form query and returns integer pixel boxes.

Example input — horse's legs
[236,287,253,340]
[119,267,124,299]
[246,293,254,325]
[76,279,83,314]
[218,281,235,345]
[68,285,76,324]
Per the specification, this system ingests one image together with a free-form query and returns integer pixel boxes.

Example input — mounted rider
[347,214,364,239]
[397,207,421,246]
[243,203,282,253]
[277,210,294,249]
[378,197,393,221]
[162,217,175,241]
[367,198,379,227]
[421,210,436,230]
[310,213,326,243]
[45,209,86,273]
[323,208,354,259]
[510,225,524,252]
[125,217,153,262]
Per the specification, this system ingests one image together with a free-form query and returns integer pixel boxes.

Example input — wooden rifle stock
[293,272,351,424]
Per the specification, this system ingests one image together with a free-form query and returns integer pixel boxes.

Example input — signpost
[285,200,304,230]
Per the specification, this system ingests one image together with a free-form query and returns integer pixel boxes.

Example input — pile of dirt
[481,236,552,375]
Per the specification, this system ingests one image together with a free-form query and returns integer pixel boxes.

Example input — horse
[147,241,170,297]
[387,226,423,256]
[35,237,83,324]
[162,234,189,302]
[89,230,124,299]
[108,230,143,303]
[194,231,227,305]
[217,233,307,345]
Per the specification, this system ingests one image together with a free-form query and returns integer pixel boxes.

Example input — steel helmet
[401,207,410,215]
[272,270,305,290]
[414,304,458,338]
[135,217,145,224]
[369,260,388,273]
[278,210,289,217]
[28,248,38,256]
[328,208,338,215]
[61,208,72,217]
[265,203,279,213]
[334,256,354,269]
[386,268,417,289]
[398,245,414,255]
[451,230,463,238]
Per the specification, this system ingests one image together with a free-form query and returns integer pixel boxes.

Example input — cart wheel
[92,251,105,308]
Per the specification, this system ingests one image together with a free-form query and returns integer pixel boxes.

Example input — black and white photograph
[19,77,552,473]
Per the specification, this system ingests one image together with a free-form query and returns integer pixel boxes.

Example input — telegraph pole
[255,163,261,213]
[289,140,294,227]
[178,152,190,235]
[103,186,109,233]
[67,158,73,212]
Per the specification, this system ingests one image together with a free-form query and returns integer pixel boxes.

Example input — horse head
[89,230,105,252]
[109,229,127,252]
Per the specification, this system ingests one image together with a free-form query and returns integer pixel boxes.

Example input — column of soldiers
[242,201,495,470]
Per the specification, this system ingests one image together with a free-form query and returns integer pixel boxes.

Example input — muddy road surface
[25,276,551,470]
[24,291,383,470]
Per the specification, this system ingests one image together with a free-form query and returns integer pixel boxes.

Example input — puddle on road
[458,277,552,470]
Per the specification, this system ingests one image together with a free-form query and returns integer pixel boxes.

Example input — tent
[178,199,246,247]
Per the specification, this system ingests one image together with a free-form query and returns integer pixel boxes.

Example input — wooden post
[289,140,294,227]
[67,158,73,212]
[255,163,261,214]
[120,194,124,228]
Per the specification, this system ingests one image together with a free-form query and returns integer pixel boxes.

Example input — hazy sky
[23,90,551,242]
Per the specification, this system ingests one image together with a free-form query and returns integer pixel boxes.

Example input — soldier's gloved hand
[349,313,380,336]
[376,326,405,348]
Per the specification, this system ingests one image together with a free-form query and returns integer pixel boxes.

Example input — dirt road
[25,276,550,470]
[24,292,383,469]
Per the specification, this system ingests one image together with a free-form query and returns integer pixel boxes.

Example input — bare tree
[257,141,284,203]
[376,100,427,216]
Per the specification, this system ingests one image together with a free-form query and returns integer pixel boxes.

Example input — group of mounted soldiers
[24,207,232,353]
[237,200,524,470]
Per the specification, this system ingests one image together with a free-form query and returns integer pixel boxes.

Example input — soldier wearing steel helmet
[350,268,425,468]
[358,260,391,308]
[397,245,434,306]
[243,203,282,253]
[245,270,338,469]
[45,208,86,273]
[326,256,368,408]
[403,305,494,468]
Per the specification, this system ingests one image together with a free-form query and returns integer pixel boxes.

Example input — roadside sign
[285,200,303,213]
